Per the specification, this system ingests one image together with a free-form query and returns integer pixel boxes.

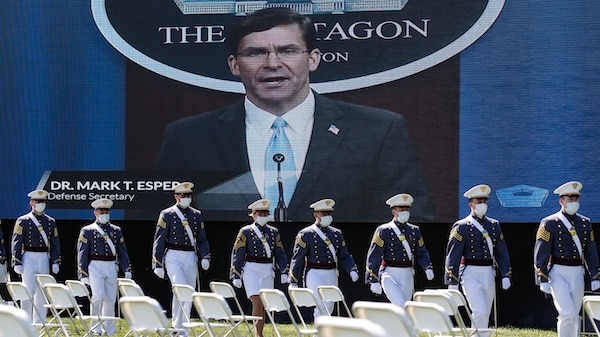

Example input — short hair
[227,7,317,56]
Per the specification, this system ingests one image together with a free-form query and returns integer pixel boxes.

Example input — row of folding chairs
[6,274,129,337]
[120,290,260,337]
[316,297,453,337]
[317,288,497,337]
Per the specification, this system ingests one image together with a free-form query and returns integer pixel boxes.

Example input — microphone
[272,153,288,222]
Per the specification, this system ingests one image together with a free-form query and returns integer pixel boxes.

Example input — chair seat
[230,314,263,322]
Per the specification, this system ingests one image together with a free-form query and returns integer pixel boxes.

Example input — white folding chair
[34,274,57,290]
[116,277,138,330]
[428,289,496,337]
[172,284,208,337]
[414,290,473,336]
[583,295,600,336]
[65,280,120,336]
[404,301,458,337]
[119,296,183,337]
[315,315,386,337]
[209,281,262,336]
[352,300,418,337]
[118,282,145,297]
[0,305,38,337]
[316,285,353,317]
[42,283,114,337]
[259,289,318,337]
[288,287,326,327]
[191,292,241,337]
[6,282,61,337]
[34,274,57,321]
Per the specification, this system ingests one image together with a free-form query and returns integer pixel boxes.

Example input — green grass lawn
[50,321,559,337]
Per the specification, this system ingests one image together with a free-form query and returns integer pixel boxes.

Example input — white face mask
[256,216,269,226]
[395,211,410,224]
[564,202,580,215]
[98,213,110,224]
[179,197,192,208]
[473,203,488,217]
[319,215,333,227]
[34,202,46,214]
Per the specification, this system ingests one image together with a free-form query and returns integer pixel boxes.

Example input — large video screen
[1,1,599,223]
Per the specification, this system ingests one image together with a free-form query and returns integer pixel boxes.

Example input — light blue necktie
[264,117,297,210]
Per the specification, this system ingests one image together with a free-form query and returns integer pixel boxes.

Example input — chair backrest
[289,287,322,309]
[260,289,291,313]
[118,282,145,297]
[192,292,234,321]
[65,280,91,299]
[172,284,195,303]
[583,295,600,336]
[6,282,34,303]
[288,287,326,326]
[315,316,386,337]
[413,291,457,316]
[209,281,249,316]
[35,274,57,288]
[352,301,418,337]
[42,284,79,310]
[209,281,236,300]
[317,285,353,317]
[119,296,170,333]
[413,290,470,335]
[117,278,137,285]
[0,305,37,337]
[260,288,306,337]
[404,301,457,336]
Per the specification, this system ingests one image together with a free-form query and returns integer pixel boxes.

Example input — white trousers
[242,262,274,298]
[549,265,584,337]
[461,265,494,337]
[380,267,414,307]
[165,250,197,333]
[89,260,118,335]
[305,269,337,319]
[21,252,49,324]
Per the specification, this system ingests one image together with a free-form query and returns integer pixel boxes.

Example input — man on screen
[153,7,432,223]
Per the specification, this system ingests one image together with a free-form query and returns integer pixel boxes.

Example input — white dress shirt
[245,92,315,196]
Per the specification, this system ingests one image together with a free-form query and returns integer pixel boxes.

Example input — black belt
[552,257,583,266]
[461,258,493,266]
[166,243,195,251]
[246,256,272,263]
[383,260,412,267]
[24,246,48,252]
[89,255,116,261]
[307,262,336,270]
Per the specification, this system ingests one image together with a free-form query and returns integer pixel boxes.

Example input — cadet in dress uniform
[534,181,600,337]
[152,182,211,337]
[289,199,359,318]
[230,199,289,337]
[445,185,512,337]
[366,194,434,306]
[78,198,132,336]
[12,189,61,324]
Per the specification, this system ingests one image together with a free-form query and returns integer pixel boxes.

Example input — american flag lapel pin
[328,124,340,135]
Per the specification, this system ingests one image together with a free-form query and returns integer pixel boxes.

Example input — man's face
[469,197,488,211]
[559,195,580,207]
[94,208,110,218]
[228,24,321,115]
[391,206,410,217]
[252,210,270,220]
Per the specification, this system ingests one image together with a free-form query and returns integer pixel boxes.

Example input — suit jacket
[154,94,433,223]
